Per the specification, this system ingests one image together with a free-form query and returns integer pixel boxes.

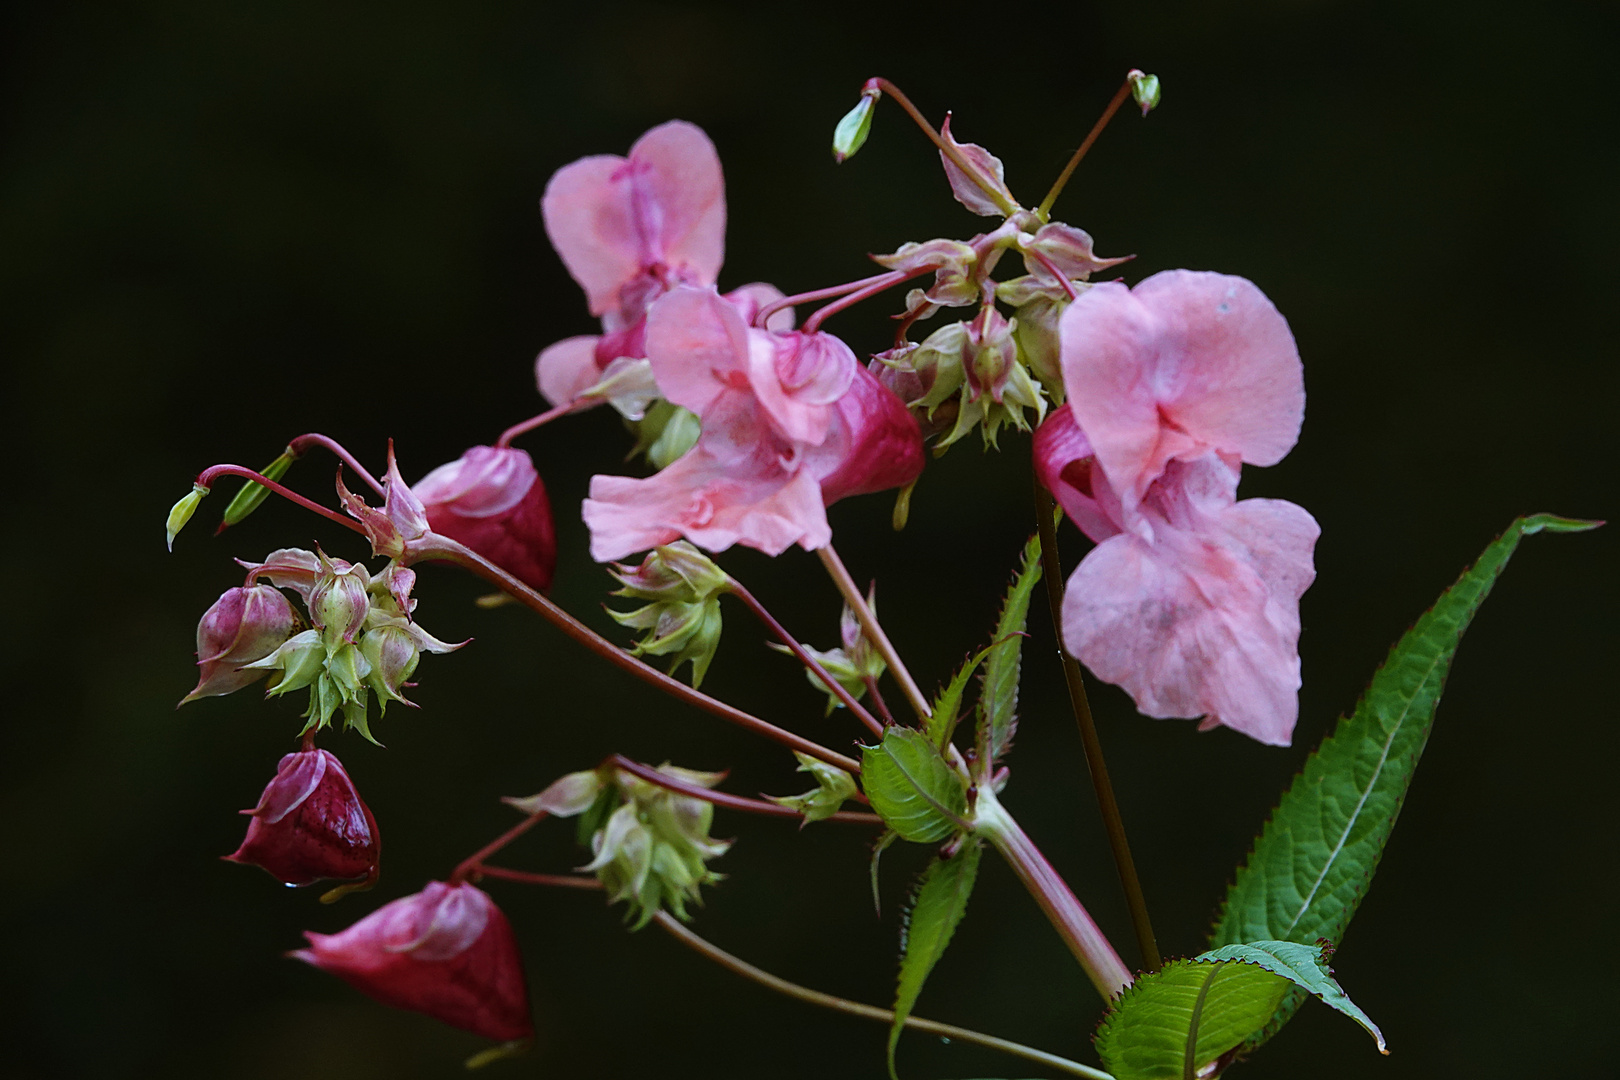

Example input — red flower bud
[292,881,532,1043]
[415,446,557,592]
[226,749,380,889]
[182,584,298,704]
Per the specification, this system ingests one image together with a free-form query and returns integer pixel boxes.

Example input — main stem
[816,544,932,722]
[1034,482,1162,972]
[653,911,1114,1080]
[975,788,1133,998]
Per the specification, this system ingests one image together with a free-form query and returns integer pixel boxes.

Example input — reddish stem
[409,535,862,775]
[803,268,927,334]
[756,271,897,329]
[450,810,549,884]
[194,464,368,537]
[864,77,1022,216]
[495,401,584,448]
[1027,251,1081,302]
[1035,70,1143,221]
[608,755,880,823]
[863,674,897,726]
[470,865,603,890]
[287,434,384,496]
[727,582,884,737]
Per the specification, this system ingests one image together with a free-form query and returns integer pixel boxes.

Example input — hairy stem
[728,581,885,737]
[413,536,861,774]
[607,754,880,823]
[1034,481,1162,972]
[653,911,1114,1080]
[864,77,1022,217]
[287,433,385,495]
[974,788,1133,999]
[816,545,932,723]
[1036,71,1143,221]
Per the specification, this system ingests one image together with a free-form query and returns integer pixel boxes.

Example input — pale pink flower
[1035,405,1317,745]
[1060,269,1304,516]
[582,286,923,561]
[535,121,788,415]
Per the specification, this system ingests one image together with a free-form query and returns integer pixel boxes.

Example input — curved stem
[727,582,885,737]
[451,810,549,884]
[863,674,897,726]
[864,77,1022,217]
[653,911,1114,1080]
[607,755,880,823]
[411,536,861,775]
[287,433,385,496]
[1034,481,1161,972]
[1027,250,1081,302]
[495,401,582,448]
[194,464,368,537]
[1035,72,1141,221]
[816,545,931,722]
[975,788,1133,999]
[802,268,921,334]
[756,271,897,329]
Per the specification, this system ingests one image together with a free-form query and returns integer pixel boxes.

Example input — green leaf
[888,840,981,1080]
[926,644,994,751]
[1096,940,1381,1079]
[1210,514,1598,1043]
[1198,941,1385,1052]
[861,727,969,843]
[975,533,1042,767]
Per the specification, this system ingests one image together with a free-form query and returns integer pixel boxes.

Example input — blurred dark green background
[4,1,1615,1077]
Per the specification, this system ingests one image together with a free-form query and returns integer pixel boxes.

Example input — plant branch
[495,401,585,448]
[803,268,927,334]
[286,433,385,496]
[727,581,885,737]
[1036,71,1142,221]
[756,271,897,328]
[412,537,861,774]
[472,865,603,890]
[653,911,1114,1080]
[450,810,549,884]
[194,464,369,537]
[975,788,1133,999]
[1034,481,1162,972]
[817,545,932,723]
[863,77,1022,217]
[606,755,880,824]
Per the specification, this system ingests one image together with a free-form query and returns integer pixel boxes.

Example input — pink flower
[226,748,380,888]
[414,446,557,592]
[581,286,923,561]
[181,584,298,703]
[534,121,790,414]
[292,881,532,1044]
[1035,406,1317,745]
[1059,269,1304,516]
[1036,269,1317,746]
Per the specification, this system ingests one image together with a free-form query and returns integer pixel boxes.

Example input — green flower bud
[1130,70,1161,115]
[628,400,702,469]
[767,752,859,824]
[831,89,879,163]
[220,449,295,528]
[165,483,209,551]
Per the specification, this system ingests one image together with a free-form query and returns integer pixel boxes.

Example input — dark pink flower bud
[814,365,926,504]
[226,748,380,888]
[182,584,298,704]
[964,305,1018,403]
[308,562,370,646]
[414,446,557,592]
[292,881,533,1044]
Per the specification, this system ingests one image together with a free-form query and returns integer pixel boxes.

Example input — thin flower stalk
[287,433,386,496]
[1035,71,1143,220]
[606,755,880,823]
[816,545,931,722]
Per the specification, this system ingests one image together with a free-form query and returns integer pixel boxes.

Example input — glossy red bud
[183,584,297,704]
[226,749,380,889]
[292,881,532,1043]
[415,446,557,592]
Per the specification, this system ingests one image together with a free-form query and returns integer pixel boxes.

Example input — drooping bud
[414,445,558,593]
[832,88,879,162]
[767,751,859,824]
[246,629,327,696]
[872,239,980,309]
[181,585,299,704]
[220,449,296,529]
[1130,70,1161,115]
[771,584,886,716]
[165,483,209,551]
[503,768,606,818]
[292,881,533,1045]
[309,560,371,647]
[608,543,730,686]
[226,748,380,894]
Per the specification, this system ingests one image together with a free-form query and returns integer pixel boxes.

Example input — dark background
[4,1,1615,1077]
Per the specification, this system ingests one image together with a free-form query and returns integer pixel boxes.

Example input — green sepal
[888,840,981,1080]
[766,751,859,823]
[1210,514,1599,1046]
[220,449,295,528]
[861,728,969,844]
[974,533,1041,769]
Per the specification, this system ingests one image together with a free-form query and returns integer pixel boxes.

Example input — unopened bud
[220,449,296,529]
[611,541,730,602]
[767,752,859,824]
[965,305,1018,403]
[1130,70,1161,115]
[832,89,879,163]
[629,400,702,470]
[310,563,371,646]
[165,483,209,551]
[1012,296,1067,400]
[360,625,420,707]
[182,584,299,704]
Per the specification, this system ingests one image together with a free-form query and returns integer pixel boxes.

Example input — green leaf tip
[888,841,981,1080]
[1210,513,1593,1049]
[975,533,1041,770]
